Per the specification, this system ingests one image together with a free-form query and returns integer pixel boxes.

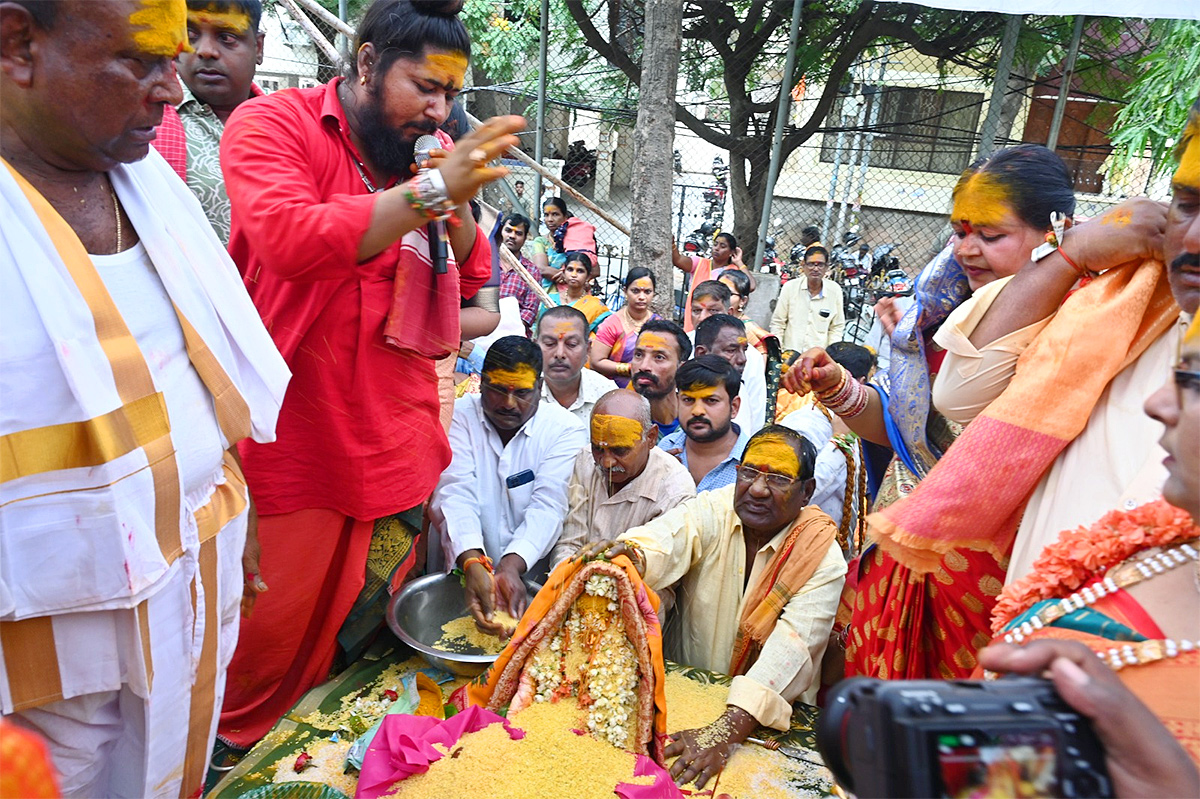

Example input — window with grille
[820,86,984,175]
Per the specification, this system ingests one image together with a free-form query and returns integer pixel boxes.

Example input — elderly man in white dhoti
[0,1,288,796]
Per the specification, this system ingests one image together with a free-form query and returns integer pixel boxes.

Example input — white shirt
[770,277,845,353]
[734,344,767,433]
[540,367,618,424]
[431,394,587,573]
[779,406,865,537]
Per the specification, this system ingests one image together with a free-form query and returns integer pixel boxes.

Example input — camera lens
[817,677,878,793]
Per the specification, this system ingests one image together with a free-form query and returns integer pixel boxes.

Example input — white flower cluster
[527,629,566,704]
[519,572,641,749]
[583,625,639,749]
[585,573,618,603]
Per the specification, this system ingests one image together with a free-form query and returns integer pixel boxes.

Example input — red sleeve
[221,99,379,283]
[458,223,492,299]
[152,105,188,181]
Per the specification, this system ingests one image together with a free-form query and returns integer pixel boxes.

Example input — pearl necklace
[1003,540,1198,646]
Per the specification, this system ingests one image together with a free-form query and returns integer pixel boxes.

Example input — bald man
[551,390,695,567]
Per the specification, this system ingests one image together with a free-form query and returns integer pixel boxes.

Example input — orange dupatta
[464,557,669,762]
[870,258,1179,573]
[729,506,837,676]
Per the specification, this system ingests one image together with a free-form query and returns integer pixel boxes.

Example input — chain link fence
[451,4,1176,335]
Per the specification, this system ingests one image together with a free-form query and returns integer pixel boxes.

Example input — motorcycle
[563,140,596,187]
[758,236,785,274]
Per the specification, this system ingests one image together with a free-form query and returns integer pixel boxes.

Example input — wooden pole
[464,111,631,238]
[278,0,343,67]
[294,0,354,39]
[627,0,682,316]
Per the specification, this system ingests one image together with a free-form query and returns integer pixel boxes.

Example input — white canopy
[874,0,1199,21]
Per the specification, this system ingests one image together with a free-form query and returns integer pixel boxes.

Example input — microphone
[414,134,448,275]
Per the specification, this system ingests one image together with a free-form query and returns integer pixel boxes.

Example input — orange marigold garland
[991,499,1200,634]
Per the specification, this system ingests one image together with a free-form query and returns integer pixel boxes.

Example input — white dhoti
[0,151,288,797]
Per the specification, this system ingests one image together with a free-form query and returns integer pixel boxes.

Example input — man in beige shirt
[551,390,695,566]
[587,425,846,789]
[771,245,845,352]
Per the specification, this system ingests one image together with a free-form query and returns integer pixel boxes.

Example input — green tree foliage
[565,0,1011,245]
[1109,19,1200,179]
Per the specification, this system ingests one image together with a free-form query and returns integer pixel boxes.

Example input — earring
[360,75,367,85]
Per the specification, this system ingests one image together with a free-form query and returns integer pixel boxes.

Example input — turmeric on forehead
[424,51,468,88]
[679,383,717,399]
[1175,116,1200,191]
[951,172,1012,229]
[130,0,190,57]
[188,5,252,33]
[590,414,642,448]
[637,332,673,352]
[743,433,800,478]
[484,364,538,390]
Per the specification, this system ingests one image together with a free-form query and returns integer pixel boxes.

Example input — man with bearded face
[659,356,752,492]
[215,0,525,749]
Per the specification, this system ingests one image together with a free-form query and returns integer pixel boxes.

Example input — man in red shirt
[216,0,523,749]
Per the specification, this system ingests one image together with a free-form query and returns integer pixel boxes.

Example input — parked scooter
[563,140,596,187]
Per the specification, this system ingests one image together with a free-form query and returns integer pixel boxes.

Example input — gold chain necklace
[109,177,123,253]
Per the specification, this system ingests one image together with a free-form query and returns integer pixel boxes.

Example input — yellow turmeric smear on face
[742,433,800,479]
[1174,117,1200,191]
[636,332,672,352]
[546,319,580,340]
[424,51,468,90]
[483,364,537,390]
[679,383,717,400]
[590,414,643,448]
[188,7,252,34]
[628,277,654,293]
[950,171,1011,229]
[130,0,190,57]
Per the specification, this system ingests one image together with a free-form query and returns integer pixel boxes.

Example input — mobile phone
[506,469,535,489]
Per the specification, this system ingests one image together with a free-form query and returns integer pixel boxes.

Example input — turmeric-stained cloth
[0,722,59,798]
[464,557,669,762]
[852,257,1177,680]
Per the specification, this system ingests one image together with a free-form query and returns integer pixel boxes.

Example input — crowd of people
[0,0,1197,797]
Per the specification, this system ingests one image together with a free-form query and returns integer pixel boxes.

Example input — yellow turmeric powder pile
[435,612,519,655]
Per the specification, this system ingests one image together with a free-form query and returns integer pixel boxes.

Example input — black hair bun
[412,0,464,15]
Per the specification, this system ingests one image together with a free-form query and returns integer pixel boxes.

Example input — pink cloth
[355,706,681,799]
[355,706,523,799]
[617,755,684,799]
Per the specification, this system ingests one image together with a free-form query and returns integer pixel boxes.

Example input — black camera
[817,677,1113,799]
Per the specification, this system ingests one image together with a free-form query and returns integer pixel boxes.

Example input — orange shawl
[729,506,837,676]
[464,557,669,762]
[870,257,1179,573]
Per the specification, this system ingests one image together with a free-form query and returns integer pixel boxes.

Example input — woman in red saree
[786,145,1177,680]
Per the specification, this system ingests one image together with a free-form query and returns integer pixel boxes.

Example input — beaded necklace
[999,539,1198,671]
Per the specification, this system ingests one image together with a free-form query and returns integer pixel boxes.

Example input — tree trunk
[628,0,683,317]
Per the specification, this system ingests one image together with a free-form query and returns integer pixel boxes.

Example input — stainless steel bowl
[386,572,540,677]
